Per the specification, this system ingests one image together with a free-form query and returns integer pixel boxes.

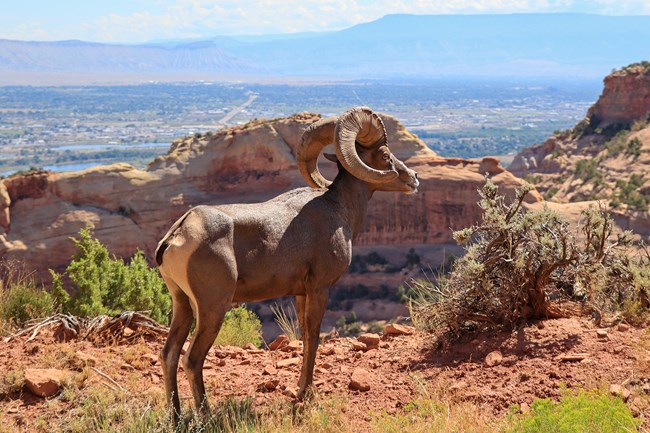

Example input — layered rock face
[510,64,650,235]
[1,112,538,280]
[588,64,650,128]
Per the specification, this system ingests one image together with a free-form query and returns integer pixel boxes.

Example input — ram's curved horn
[334,106,398,183]
[296,116,338,188]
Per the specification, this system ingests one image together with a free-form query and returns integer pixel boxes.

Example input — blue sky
[2,0,650,43]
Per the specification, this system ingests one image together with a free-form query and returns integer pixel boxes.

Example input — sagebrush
[408,178,650,335]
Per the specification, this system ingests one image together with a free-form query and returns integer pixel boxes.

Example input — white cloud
[9,0,650,43]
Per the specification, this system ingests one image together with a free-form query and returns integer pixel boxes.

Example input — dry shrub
[409,178,650,336]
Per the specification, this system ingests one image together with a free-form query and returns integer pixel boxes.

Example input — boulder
[485,351,503,367]
[357,333,381,348]
[384,323,415,336]
[24,368,71,398]
[277,357,301,368]
[269,335,290,351]
[349,368,372,392]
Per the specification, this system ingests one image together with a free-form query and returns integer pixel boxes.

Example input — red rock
[610,384,631,402]
[269,335,290,351]
[244,343,258,351]
[384,323,415,336]
[283,387,298,398]
[590,66,650,127]
[280,340,302,352]
[141,353,158,365]
[557,353,589,362]
[24,368,71,398]
[449,380,468,391]
[520,402,531,414]
[72,351,97,368]
[319,346,335,356]
[277,357,301,368]
[358,333,381,348]
[349,368,372,392]
[485,351,503,367]
[264,379,280,391]
[617,323,630,332]
[263,364,277,375]
[596,329,609,339]
[351,340,366,351]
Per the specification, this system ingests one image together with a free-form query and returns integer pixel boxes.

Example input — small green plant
[612,174,649,211]
[523,174,542,185]
[574,158,602,183]
[627,137,643,157]
[215,305,262,348]
[117,206,132,217]
[507,389,639,433]
[0,370,25,396]
[366,320,384,334]
[604,130,629,156]
[349,251,392,273]
[0,261,56,334]
[545,186,560,200]
[50,227,171,324]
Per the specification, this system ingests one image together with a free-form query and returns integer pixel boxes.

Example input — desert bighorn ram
[156,106,419,420]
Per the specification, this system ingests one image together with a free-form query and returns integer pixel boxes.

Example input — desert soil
[1,317,649,431]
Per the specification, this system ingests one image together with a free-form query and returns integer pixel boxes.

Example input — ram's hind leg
[182,246,237,415]
[183,301,230,415]
[159,277,194,424]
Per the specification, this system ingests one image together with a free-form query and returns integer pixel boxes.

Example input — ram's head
[297,106,419,194]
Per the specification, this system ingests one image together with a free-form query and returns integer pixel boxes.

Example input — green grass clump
[574,158,602,183]
[0,262,56,335]
[507,389,640,433]
[215,305,263,348]
[374,398,499,433]
[50,226,171,324]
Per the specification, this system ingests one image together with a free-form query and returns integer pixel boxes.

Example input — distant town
[0,79,600,176]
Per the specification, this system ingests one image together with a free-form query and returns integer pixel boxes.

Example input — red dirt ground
[1,317,649,431]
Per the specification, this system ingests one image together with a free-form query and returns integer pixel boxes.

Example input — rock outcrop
[510,63,650,235]
[588,63,650,128]
[0,112,539,280]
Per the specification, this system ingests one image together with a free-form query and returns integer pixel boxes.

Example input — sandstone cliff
[510,63,650,235]
[1,112,539,280]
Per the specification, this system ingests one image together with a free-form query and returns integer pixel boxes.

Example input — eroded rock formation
[1,112,538,279]
[509,63,650,235]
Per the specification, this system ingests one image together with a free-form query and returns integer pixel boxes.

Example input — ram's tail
[155,209,193,266]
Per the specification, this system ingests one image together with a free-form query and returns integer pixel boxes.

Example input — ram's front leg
[296,287,329,399]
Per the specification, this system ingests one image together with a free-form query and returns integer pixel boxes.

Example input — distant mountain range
[1,13,650,83]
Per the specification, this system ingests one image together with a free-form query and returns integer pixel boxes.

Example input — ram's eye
[382,153,390,161]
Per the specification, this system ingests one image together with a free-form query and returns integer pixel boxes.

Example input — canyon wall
[0,112,538,279]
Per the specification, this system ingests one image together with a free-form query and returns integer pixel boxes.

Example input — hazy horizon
[3,1,650,44]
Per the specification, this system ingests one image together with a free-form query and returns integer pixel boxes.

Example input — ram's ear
[323,153,338,163]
